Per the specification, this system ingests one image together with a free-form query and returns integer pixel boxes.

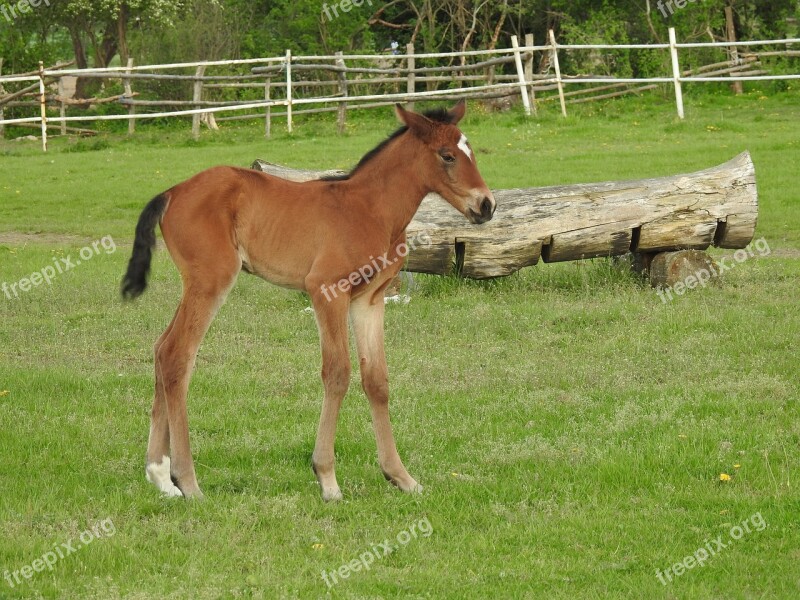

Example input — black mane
[320,107,457,182]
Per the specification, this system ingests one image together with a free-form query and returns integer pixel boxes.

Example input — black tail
[121,193,168,300]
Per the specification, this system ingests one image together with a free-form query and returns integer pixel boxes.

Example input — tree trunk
[97,24,118,69]
[69,27,90,99]
[117,3,130,65]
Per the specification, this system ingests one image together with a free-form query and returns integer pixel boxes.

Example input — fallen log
[252,152,758,279]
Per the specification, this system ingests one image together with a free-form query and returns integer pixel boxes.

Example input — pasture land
[1,91,798,599]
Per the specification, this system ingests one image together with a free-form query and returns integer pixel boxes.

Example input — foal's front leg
[350,295,421,494]
[310,293,351,501]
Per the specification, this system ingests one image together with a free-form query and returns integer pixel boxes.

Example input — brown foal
[121,100,495,500]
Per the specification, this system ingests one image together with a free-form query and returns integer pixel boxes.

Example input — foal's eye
[441,153,456,164]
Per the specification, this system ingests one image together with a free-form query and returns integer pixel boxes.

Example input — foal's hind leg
[145,308,182,496]
[149,260,239,498]
[350,294,421,494]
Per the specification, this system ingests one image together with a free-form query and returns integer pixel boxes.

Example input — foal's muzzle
[468,195,496,224]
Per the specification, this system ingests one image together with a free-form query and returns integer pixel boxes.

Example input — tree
[46,0,183,96]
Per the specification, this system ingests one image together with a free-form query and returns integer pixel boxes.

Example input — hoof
[146,456,183,498]
[398,481,423,495]
[181,488,205,501]
[383,470,423,494]
[321,487,343,502]
[312,460,342,502]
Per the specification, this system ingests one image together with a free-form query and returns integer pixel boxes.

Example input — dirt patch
[0,232,86,246]
[0,232,159,249]
[768,248,800,259]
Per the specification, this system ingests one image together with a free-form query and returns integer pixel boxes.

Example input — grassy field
[1,90,799,599]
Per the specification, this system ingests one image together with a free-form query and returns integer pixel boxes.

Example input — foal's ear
[395,103,435,142]
[448,99,466,124]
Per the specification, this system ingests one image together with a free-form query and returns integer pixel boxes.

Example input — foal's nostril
[480,197,493,218]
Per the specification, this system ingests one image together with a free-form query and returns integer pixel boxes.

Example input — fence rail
[0,27,798,151]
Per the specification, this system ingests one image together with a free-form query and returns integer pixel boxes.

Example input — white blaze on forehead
[457,134,473,161]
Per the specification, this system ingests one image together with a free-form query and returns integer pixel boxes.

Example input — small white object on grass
[301,292,411,314]
[385,294,411,305]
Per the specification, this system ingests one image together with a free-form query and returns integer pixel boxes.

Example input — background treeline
[1,1,798,91]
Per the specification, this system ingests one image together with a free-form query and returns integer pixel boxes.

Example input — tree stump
[648,250,720,291]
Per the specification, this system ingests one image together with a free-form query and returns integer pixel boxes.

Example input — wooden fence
[0,28,798,151]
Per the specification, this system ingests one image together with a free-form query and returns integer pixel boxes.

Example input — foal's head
[396,101,496,224]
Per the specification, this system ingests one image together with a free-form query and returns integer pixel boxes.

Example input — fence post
[524,33,538,115]
[57,77,66,135]
[486,61,496,88]
[264,76,271,138]
[191,65,205,140]
[38,61,47,152]
[124,58,135,135]
[548,30,567,117]
[285,49,293,133]
[668,27,685,119]
[335,51,347,134]
[0,58,5,139]
[511,35,532,116]
[406,43,415,111]
[725,6,743,95]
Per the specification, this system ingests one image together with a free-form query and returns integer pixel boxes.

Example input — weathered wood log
[251,160,348,182]
[252,151,758,279]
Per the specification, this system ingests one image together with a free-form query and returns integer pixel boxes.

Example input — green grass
[1,91,799,598]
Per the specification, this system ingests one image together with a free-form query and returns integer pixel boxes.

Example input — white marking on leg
[457,134,472,161]
[146,455,183,497]
[322,486,344,502]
